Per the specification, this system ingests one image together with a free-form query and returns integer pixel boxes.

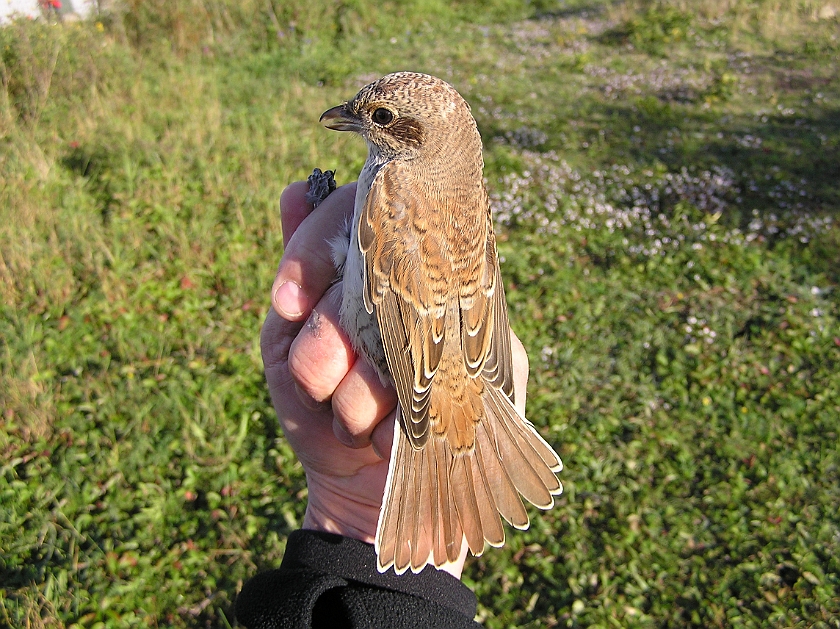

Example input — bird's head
[319,72,480,161]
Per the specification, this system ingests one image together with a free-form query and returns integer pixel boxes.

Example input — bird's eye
[371,108,395,126]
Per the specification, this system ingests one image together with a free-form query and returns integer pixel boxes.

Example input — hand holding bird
[263,178,535,579]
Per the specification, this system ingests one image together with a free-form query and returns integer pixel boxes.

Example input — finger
[331,356,397,449]
[288,282,397,446]
[261,307,341,449]
[510,330,530,416]
[288,283,356,403]
[370,413,396,462]
[260,307,302,389]
[280,181,313,249]
[272,182,357,321]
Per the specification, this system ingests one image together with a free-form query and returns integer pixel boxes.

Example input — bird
[319,71,563,574]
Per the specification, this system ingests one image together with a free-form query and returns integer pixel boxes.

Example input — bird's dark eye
[372,108,395,126]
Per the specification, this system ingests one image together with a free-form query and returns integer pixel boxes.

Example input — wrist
[302,472,381,543]
[302,492,468,580]
[302,501,379,545]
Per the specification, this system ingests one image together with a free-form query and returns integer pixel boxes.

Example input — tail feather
[376,385,562,573]
[475,419,529,529]
[503,397,563,472]
[434,437,462,564]
[451,456,484,556]
[468,441,505,547]
[410,450,433,569]
[375,412,403,571]
[428,443,446,568]
[393,446,417,572]
[485,386,563,509]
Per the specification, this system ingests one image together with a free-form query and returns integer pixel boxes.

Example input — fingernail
[274,281,308,318]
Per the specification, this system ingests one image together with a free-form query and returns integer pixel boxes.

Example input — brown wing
[359,162,447,448]
[358,160,500,449]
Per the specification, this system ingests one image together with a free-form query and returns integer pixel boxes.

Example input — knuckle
[331,392,370,437]
[287,339,330,402]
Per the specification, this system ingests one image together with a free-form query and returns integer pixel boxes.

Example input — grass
[1,0,838,627]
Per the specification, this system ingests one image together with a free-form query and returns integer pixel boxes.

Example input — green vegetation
[1,0,838,627]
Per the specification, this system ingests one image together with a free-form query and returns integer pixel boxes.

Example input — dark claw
[305,168,337,208]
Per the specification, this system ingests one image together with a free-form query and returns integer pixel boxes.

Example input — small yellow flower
[702,396,711,406]
[741,406,748,413]
[96,22,104,32]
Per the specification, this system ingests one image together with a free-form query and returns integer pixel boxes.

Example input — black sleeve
[235,529,482,629]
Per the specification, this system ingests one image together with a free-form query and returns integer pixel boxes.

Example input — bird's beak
[320,104,362,132]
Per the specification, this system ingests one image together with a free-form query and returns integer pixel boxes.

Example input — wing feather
[359,162,453,448]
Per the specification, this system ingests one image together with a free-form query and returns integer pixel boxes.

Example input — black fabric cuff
[235,529,481,629]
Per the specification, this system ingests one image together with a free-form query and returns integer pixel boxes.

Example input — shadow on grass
[611,101,840,213]
[481,89,839,280]
[532,0,621,20]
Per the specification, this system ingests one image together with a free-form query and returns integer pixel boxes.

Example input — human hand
[260,180,531,579]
